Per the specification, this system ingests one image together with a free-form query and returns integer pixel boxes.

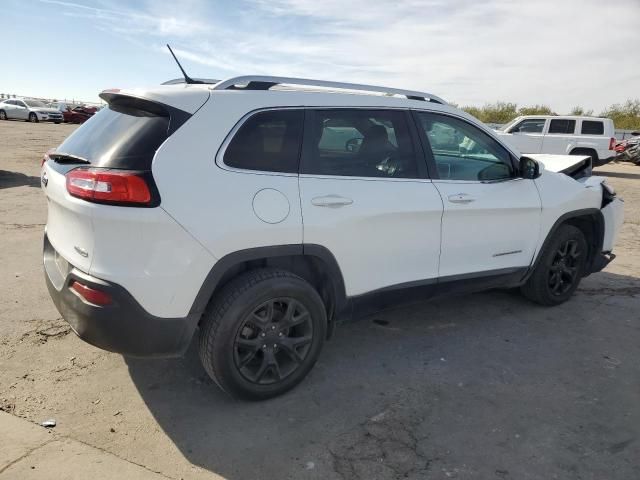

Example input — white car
[0,98,63,123]
[41,76,624,399]
[497,115,616,167]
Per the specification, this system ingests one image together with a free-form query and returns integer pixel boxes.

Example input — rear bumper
[43,234,199,357]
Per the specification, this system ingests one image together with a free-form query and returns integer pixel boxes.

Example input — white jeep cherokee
[41,76,624,399]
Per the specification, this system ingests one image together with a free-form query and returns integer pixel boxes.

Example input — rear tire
[521,224,588,306]
[0,110,6,120]
[199,268,327,400]
[570,148,599,167]
[29,112,38,123]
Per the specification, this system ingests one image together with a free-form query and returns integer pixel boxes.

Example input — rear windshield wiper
[49,152,90,165]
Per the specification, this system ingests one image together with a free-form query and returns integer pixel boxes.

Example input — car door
[14,100,29,120]
[3,100,17,118]
[413,111,541,278]
[299,108,443,296]
[499,118,546,154]
[541,118,577,154]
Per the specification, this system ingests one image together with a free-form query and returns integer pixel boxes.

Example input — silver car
[0,99,63,123]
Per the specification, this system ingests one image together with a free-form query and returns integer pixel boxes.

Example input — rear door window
[302,109,419,178]
[55,97,178,170]
[581,120,604,135]
[223,110,303,173]
[548,119,576,134]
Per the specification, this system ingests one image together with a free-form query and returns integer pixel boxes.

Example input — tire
[199,268,327,400]
[570,148,599,167]
[29,112,38,123]
[521,224,588,306]
[54,121,61,124]
[0,110,6,120]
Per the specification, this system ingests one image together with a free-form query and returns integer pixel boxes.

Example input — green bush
[460,99,640,129]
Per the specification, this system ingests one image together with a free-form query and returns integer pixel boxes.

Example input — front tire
[0,110,6,120]
[199,269,327,400]
[29,112,38,123]
[521,224,588,306]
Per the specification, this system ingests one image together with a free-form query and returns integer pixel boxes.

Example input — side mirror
[519,156,540,179]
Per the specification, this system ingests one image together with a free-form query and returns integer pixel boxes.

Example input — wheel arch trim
[524,208,604,281]
[189,244,347,317]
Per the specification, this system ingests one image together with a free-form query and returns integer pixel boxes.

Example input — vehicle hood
[32,107,61,114]
[527,153,592,179]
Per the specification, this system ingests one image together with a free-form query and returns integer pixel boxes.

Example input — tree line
[458,99,640,130]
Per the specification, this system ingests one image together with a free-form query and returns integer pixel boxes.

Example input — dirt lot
[1,119,639,480]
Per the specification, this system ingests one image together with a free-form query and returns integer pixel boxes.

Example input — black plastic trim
[523,208,605,281]
[44,234,197,357]
[350,267,527,318]
[188,244,348,317]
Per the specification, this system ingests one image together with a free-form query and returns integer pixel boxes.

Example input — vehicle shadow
[0,170,41,189]
[595,168,640,180]
[125,271,640,479]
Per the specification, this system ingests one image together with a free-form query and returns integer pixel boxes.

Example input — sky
[2,0,639,112]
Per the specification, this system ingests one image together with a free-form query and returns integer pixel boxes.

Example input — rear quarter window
[223,109,304,173]
[581,121,604,135]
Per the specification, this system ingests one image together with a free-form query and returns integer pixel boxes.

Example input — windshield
[24,100,47,108]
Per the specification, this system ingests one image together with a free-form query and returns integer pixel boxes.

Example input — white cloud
[40,0,640,112]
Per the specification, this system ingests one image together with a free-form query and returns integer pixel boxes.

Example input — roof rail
[211,75,446,104]
[162,77,220,85]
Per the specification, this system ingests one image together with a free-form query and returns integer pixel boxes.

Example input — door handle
[311,195,354,208]
[447,193,475,204]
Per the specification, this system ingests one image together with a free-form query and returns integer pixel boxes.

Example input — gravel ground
[1,119,639,480]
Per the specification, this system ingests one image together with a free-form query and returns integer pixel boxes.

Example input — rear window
[55,97,177,169]
[548,119,576,134]
[581,120,604,135]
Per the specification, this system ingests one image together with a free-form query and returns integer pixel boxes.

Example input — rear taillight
[66,168,152,205]
[609,137,616,150]
[71,281,112,306]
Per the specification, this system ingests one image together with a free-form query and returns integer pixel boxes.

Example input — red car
[62,106,96,124]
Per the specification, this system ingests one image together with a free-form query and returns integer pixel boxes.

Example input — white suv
[497,115,617,167]
[41,76,624,399]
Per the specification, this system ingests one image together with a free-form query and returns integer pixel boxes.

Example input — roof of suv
[515,115,611,122]
[101,75,452,115]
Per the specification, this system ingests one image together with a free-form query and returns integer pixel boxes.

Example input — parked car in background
[0,98,63,123]
[49,103,97,124]
[615,133,640,165]
[497,116,616,167]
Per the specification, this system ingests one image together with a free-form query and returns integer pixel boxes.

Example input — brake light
[609,137,616,150]
[71,281,112,306]
[66,168,152,205]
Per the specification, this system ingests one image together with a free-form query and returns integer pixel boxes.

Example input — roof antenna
[166,44,204,84]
